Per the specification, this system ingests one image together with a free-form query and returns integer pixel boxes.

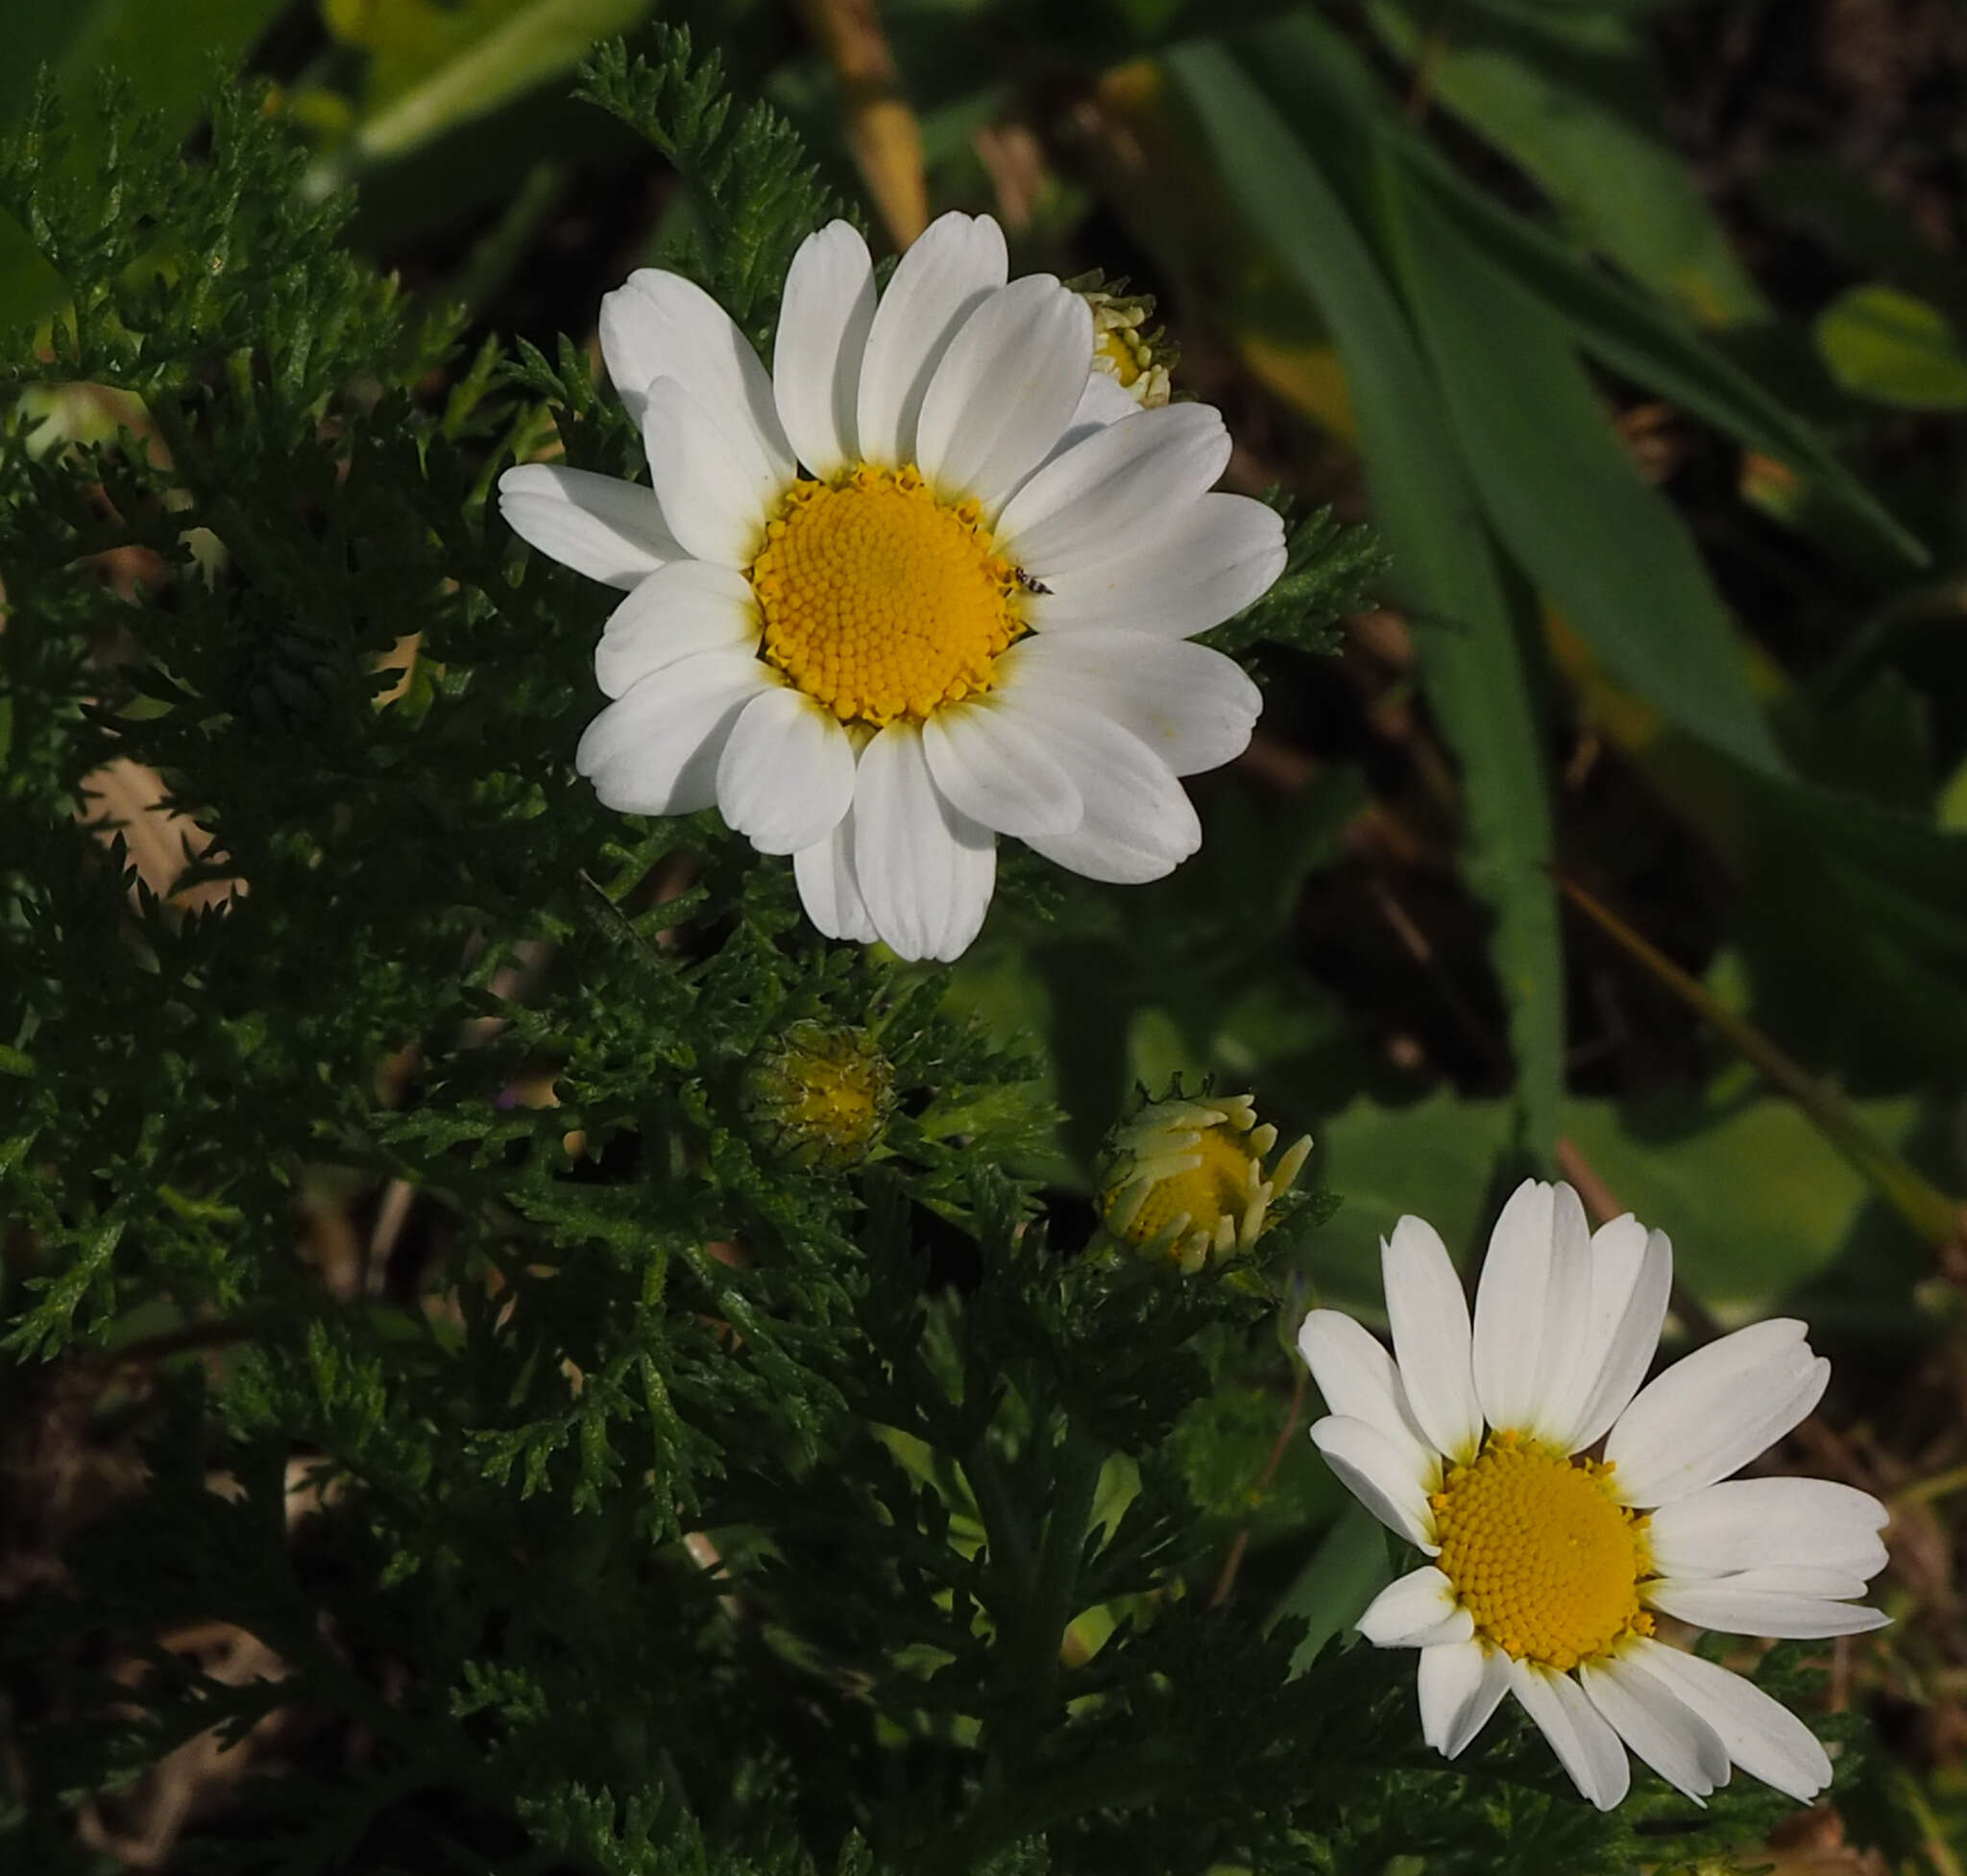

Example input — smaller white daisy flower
[498,212,1285,962]
[1297,1179,1889,1812]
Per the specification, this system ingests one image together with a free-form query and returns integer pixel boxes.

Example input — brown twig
[795,0,928,249]
[1209,1365,1308,1608]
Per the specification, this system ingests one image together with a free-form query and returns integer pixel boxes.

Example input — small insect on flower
[1096,1091,1311,1274]
[1297,1180,1891,1812]
[498,212,1286,962]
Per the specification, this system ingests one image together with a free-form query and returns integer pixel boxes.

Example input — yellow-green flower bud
[1096,1091,1311,1274]
[1082,289,1174,409]
[746,1021,894,1170]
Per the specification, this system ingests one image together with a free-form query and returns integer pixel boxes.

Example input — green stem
[1010,1421,1105,1740]
[964,1439,1032,1595]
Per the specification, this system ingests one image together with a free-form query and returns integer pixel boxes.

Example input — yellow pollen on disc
[1430,1435,1654,1673]
[1116,1125,1256,1248]
[748,465,1023,727]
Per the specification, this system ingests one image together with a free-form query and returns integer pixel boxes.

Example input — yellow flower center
[1430,1436,1653,1672]
[748,466,1023,727]
[1095,325,1150,389]
[1114,1124,1255,1248]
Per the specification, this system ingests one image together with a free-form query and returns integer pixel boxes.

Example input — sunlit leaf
[1815,283,1967,412]
[318,0,652,170]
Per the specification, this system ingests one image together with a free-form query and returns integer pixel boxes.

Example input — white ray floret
[1297,1179,1889,1812]
[499,212,1287,961]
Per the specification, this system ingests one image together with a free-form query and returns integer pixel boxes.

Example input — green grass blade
[1366,0,1767,328]
[1381,170,1788,777]
[1168,41,1565,1154]
[1241,11,1929,572]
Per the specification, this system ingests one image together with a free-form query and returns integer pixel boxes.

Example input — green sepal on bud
[744,1020,895,1170]
[1094,1085,1311,1275]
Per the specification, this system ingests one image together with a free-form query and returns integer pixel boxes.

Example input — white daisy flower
[498,211,1285,962]
[1297,1179,1889,1813]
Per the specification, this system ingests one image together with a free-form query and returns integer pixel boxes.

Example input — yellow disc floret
[1095,1092,1312,1276]
[1430,1435,1653,1672]
[1121,1125,1256,1245]
[749,466,1023,727]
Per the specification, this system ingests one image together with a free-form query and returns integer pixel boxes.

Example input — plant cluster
[0,29,1897,1876]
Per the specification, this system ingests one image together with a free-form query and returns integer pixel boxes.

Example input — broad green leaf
[0,0,288,146]
[1239,12,1927,571]
[1169,43,1565,1155]
[1366,0,1766,327]
[1562,1090,1926,1320]
[1381,174,1787,776]
[1815,283,1967,411]
[317,0,651,171]
[1273,1501,1392,1674]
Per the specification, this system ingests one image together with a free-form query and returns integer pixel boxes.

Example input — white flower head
[1298,1179,1889,1812]
[498,212,1285,962]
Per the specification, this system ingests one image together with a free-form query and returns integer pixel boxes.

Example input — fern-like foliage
[0,38,1849,1876]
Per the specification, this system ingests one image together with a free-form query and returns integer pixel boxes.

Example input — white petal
[1001,694,1201,885]
[1643,1576,1888,1638]
[1471,1180,1594,1443]
[994,402,1232,578]
[594,562,761,699]
[1381,1215,1483,1466]
[574,651,774,816]
[1507,1660,1632,1812]
[1357,1567,1472,1648]
[1049,369,1141,459]
[1579,1655,1730,1804]
[915,276,1092,512]
[1418,1641,1511,1759]
[920,700,1081,839]
[498,463,680,590]
[856,211,1008,469]
[852,721,998,962]
[641,377,782,568]
[1603,1321,1826,1507]
[1295,1309,1438,1478]
[716,687,856,855]
[599,268,793,478]
[1309,1414,1439,1552]
[794,809,877,943]
[1558,1221,1673,1454]
[773,220,877,480]
[1648,1477,1890,1582]
[1029,493,1287,639]
[997,631,1262,778]
[1625,1637,1832,1802]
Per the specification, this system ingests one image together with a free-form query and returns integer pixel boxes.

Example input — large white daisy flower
[497,211,1284,962]
[1297,1179,1889,1812]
